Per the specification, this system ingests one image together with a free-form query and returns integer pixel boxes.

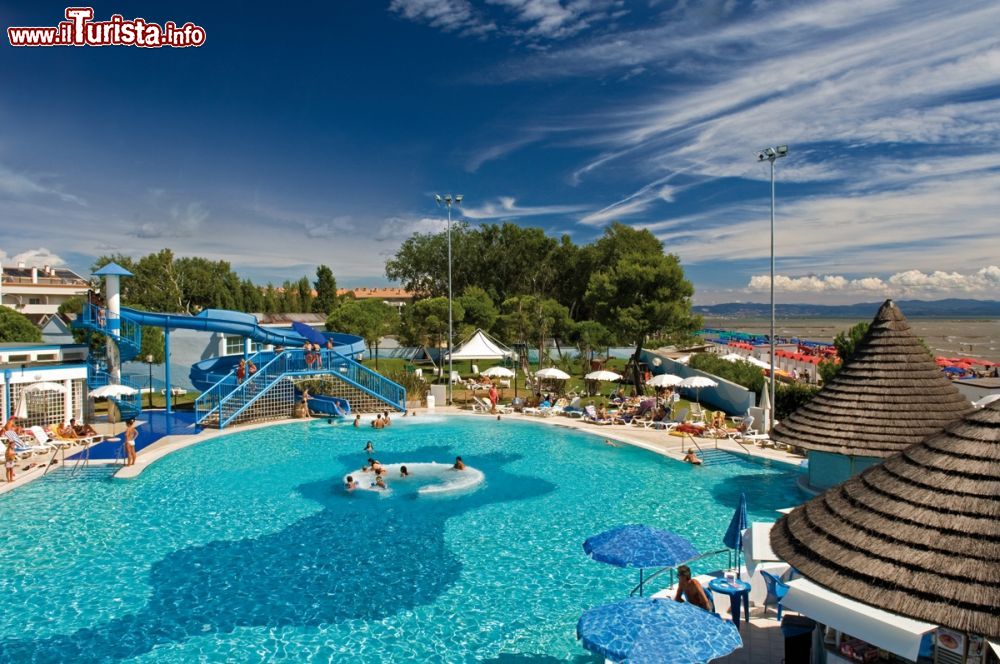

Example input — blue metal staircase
[74,303,143,419]
[195,348,406,429]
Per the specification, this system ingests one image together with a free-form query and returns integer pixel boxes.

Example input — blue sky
[1,0,998,304]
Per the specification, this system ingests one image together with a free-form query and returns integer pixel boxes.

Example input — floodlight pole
[435,194,462,406]
[757,145,788,433]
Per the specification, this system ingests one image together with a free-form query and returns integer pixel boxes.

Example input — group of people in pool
[352,410,416,429]
[343,440,467,492]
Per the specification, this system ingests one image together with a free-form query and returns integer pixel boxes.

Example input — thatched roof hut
[771,399,1000,638]
[773,299,971,458]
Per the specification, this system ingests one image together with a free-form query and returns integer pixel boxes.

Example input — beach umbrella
[942,366,965,375]
[23,382,68,394]
[14,381,68,420]
[584,525,699,596]
[973,393,1000,408]
[481,366,514,378]
[535,367,570,380]
[89,384,139,399]
[722,493,748,579]
[679,375,717,405]
[719,353,746,362]
[759,381,771,431]
[647,373,682,388]
[585,370,622,382]
[577,597,742,664]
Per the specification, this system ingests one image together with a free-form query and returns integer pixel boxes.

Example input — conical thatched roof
[771,400,1000,638]
[773,299,971,457]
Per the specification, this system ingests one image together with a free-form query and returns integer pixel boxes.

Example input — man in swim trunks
[674,565,712,612]
[452,456,465,471]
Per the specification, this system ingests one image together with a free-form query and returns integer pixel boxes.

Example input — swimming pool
[0,416,802,662]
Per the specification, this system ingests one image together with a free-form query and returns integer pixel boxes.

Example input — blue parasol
[291,321,327,346]
[722,493,748,579]
[584,525,699,596]
[577,597,742,663]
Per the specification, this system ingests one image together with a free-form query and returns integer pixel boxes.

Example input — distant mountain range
[694,298,1000,318]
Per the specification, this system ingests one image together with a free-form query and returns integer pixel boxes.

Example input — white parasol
[585,370,622,382]
[535,367,571,380]
[678,375,718,405]
[481,366,515,378]
[647,373,683,388]
[14,382,68,420]
[89,384,139,399]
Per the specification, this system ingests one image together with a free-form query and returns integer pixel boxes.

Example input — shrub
[775,381,820,420]
[687,353,765,393]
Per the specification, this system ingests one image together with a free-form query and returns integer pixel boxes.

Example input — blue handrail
[193,350,264,424]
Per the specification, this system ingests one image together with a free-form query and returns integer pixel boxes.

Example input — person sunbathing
[71,418,99,437]
[57,422,78,439]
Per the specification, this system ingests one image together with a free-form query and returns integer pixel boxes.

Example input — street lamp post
[756,145,788,434]
[435,193,463,405]
[145,353,155,409]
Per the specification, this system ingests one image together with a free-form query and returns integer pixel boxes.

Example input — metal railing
[198,348,407,428]
[629,548,732,597]
[193,351,265,424]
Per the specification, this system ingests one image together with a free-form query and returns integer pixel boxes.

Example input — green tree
[262,284,279,314]
[325,299,397,368]
[456,286,498,336]
[240,279,264,313]
[405,297,464,352]
[688,352,765,394]
[584,223,700,391]
[572,320,614,366]
[281,280,300,313]
[296,276,314,313]
[313,265,338,314]
[0,306,41,343]
[819,321,870,383]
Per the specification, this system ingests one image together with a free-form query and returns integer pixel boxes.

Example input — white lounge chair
[4,429,48,458]
[583,405,612,425]
[28,426,72,451]
[471,396,491,413]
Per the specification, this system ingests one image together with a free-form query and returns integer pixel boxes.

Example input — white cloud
[462,196,588,219]
[375,216,449,241]
[0,164,85,205]
[133,200,209,239]
[748,266,1000,296]
[0,248,67,268]
[388,0,495,36]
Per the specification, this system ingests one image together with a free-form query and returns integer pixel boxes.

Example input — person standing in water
[364,440,374,455]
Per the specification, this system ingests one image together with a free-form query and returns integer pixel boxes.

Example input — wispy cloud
[0,164,85,206]
[389,0,625,40]
[462,195,588,219]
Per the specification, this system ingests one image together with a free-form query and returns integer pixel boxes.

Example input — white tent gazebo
[446,329,512,362]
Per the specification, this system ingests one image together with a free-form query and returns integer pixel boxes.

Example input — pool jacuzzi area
[0,415,802,662]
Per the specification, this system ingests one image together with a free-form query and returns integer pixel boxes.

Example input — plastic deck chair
[760,570,789,620]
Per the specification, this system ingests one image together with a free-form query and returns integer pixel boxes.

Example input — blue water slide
[121,307,312,347]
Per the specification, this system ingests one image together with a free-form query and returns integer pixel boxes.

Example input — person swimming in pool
[400,465,409,477]
[682,448,702,465]
[353,415,361,428]
[374,475,387,490]
[344,476,357,491]
[364,441,374,455]
[452,456,466,471]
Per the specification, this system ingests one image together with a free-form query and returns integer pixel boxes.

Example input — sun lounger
[583,405,612,425]
[4,429,48,458]
[27,426,72,451]
[470,396,492,413]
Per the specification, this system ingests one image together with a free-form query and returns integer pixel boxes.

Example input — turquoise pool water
[0,416,802,662]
